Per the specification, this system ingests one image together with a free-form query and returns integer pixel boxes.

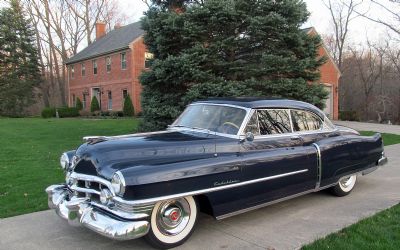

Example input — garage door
[323,85,333,119]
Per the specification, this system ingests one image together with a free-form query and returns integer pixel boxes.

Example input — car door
[238,109,318,208]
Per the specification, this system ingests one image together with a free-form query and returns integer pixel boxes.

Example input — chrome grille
[66,172,154,218]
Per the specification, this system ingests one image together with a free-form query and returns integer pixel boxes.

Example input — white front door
[323,85,333,119]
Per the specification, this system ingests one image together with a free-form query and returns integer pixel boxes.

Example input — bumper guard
[45,184,149,240]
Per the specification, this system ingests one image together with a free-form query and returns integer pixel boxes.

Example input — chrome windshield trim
[168,127,241,139]
[169,103,252,138]
[112,169,308,206]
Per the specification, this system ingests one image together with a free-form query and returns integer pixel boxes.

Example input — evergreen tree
[0,0,41,117]
[123,94,135,116]
[140,0,328,131]
[90,96,100,112]
[76,97,83,111]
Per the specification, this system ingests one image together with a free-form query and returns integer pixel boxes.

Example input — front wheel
[330,174,357,197]
[144,196,198,249]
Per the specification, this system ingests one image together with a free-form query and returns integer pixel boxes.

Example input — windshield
[172,104,247,135]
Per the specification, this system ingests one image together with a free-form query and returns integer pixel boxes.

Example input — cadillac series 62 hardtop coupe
[46,98,388,249]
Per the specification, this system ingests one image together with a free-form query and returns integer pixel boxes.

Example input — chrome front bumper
[45,184,150,240]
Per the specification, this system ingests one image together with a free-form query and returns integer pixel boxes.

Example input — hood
[73,130,232,179]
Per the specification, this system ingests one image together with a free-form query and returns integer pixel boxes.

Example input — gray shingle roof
[65,22,144,65]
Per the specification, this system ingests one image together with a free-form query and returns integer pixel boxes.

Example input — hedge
[41,107,79,118]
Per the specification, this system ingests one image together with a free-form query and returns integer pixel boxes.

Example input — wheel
[144,196,198,249]
[330,174,357,197]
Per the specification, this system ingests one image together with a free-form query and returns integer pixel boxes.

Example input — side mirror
[245,132,254,142]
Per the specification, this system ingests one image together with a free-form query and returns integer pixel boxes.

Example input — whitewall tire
[330,174,357,196]
[145,196,198,249]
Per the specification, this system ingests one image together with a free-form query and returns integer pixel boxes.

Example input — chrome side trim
[312,143,322,190]
[216,183,337,220]
[112,169,309,206]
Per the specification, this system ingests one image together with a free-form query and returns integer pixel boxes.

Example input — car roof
[193,97,326,119]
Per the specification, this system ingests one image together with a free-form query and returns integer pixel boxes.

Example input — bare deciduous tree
[357,0,400,37]
[23,0,125,107]
[322,0,363,70]
[349,43,381,120]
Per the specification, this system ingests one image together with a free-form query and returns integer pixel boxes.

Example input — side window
[291,110,323,131]
[257,109,291,135]
[244,112,260,135]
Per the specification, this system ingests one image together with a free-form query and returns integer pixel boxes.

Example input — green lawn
[0,118,139,218]
[302,203,400,250]
[360,131,400,146]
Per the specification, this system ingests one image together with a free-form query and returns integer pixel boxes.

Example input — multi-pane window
[92,60,97,75]
[107,91,112,110]
[72,94,76,107]
[122,89,128,99]
[245,109,291,135]
[70,65,75,78]
[291,110,322,131]
[121,52,127,69]
[82,94,87,109]
[106,56,111,72]
[144,52,154,68]
[81,63,85,76]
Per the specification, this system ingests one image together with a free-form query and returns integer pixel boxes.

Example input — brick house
[65,22,151,114]
[66,23,340,119]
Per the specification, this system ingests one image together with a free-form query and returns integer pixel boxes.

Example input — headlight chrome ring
[111,171,126,196]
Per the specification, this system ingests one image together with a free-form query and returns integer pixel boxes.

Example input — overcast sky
[119,0,396,45]
[0,0,395,45]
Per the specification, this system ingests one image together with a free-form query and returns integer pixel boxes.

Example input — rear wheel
[330,174,357,196]
[145,196,198,249]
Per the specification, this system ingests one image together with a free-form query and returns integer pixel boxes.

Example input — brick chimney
[95,22,106,40]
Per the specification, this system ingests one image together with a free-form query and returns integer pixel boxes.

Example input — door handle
[290,135,301,140]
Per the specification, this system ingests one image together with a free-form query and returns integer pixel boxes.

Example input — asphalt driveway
[0,142,399,250]
[335,120,400,135]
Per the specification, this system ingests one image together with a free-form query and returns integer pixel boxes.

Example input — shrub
[90,96,100,112]
[58,107,79,118]
[41,107,56,118]
[339,111,360,121]
[76,97,83,110]
[123,94,134,116]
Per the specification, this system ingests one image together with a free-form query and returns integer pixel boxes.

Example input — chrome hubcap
[156,198,191,236]
[340,176,354,188]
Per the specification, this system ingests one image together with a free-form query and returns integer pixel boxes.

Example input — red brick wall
[130,37,147,113]
[68,49,134,112]
[309,29,341,120]
[318,45,340,120]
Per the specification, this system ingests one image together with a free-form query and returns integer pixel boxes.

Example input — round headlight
[100,188,113,205]
[60,153,70,170]
[111,171,126,196]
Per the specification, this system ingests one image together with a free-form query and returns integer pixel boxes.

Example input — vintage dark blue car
[46,98,388,249]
